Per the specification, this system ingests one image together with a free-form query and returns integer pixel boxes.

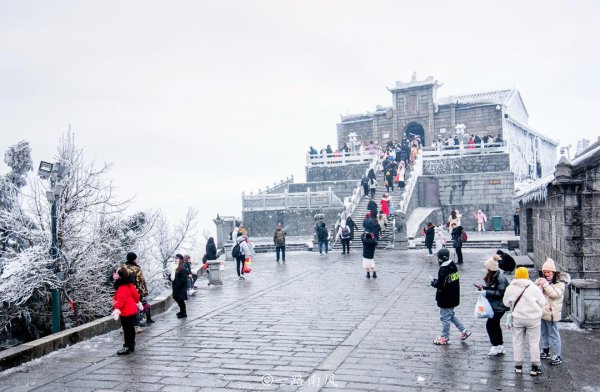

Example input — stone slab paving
[0,248,598,391]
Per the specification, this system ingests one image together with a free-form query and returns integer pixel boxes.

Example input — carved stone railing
[306,151,375,167]
[330,152,384,248]
[242,188,342,211]
[422,142,506,158]
[255,175,294,194]
[398,150,423,214]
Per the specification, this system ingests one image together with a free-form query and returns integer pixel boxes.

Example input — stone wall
[242,207,343,237]
[288,180,358,201]
[519,155,600,279]
[436,171,515,231]
[306,162,370,182]
[423,154,510,176]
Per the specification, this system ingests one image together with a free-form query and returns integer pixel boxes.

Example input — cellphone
[538,270,544,278]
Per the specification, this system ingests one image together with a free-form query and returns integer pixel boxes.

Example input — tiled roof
[438,89,515,106]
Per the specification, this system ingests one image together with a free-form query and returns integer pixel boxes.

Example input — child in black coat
[431,248,471,345]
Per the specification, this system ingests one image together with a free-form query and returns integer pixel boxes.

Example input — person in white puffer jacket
[534,258,570,366]
[503,267,548,377]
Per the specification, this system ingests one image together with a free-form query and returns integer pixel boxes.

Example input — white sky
[1,0,599,237]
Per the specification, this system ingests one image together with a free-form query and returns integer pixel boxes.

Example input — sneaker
[117,347,134,355]
[550,356,562,365]
[433,336,449,345]
[515,365,523,373]
[530,365,542,376]
[496,345,505,355]
[372,272,377,279]
[146,319,155,324]
[134,326,143,334]
[459,330,472,340]
[177,313,187,319]
[488,346,499,356]
[540,348,551,360]
[238,276,245,280]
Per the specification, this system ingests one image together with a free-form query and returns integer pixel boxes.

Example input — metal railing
[422,142,506,158]
[242,189,342,211]
[306,151,376,167]
[330,152,384,249]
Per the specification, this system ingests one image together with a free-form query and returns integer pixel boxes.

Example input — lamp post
[38,161,69,333]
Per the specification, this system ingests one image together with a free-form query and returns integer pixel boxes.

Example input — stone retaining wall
[0,293,174,371]
[306,163,370,182]
[423,153,510,175]
[243,207,343,237]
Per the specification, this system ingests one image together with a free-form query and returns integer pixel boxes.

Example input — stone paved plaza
[1,248,598,392]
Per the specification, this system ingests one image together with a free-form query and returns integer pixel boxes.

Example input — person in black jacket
[451,224,464,264]
[206,237,217,261]
[346,216,358,241]
[367,198,378,218]
[424,222,435,258]
[361,232,378,279]
[171,254,188,318]
[316,221,329,255]
[476,255,510,356]
[361,175,369,197]
[431,248,471,345]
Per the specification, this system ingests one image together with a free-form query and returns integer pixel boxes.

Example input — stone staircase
[333,171,411,250]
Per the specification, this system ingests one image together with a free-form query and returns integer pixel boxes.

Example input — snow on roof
[571,143,600,166]
[437,89,515,106]
[340,107,391,123]
[513,173,555,204]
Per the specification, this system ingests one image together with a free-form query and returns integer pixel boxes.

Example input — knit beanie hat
[484,255,500,271]
[514,267,529,279]
[126,252,137,263]
[437,248,450,262]
[542,258,557,272]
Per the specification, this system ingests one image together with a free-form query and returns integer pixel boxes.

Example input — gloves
[430,278,438,287]
[137,302,144,311]
[112,309,121,321]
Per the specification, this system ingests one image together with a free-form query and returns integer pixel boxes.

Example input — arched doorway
[405,122,425,144]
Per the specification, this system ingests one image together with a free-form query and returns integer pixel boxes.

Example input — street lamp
[38,160,69,333]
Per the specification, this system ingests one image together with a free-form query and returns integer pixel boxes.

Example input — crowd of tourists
[430,133,504,150]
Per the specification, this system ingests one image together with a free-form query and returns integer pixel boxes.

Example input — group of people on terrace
[431,132,504,150]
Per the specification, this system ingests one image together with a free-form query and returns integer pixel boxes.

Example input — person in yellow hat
[503,267,547,376]
[534,258,570,366]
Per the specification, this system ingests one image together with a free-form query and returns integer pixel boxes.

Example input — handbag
[474,293,494,318]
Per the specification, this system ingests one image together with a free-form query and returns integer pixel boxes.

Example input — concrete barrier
[0,293,173,372]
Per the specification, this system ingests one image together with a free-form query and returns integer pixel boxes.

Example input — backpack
[317,226,328,240]
[341,226,350,239]
[231,243,241,258]
[461,231,468,242]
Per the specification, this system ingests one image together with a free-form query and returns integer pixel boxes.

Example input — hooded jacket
[433,260,460,308]
[534,272,571,322]
[424,226,435,247]
[113,276,140,317]
[206,238,218,260]
[503,279,547,320]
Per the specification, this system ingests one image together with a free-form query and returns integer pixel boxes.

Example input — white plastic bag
[474,293,494,318]
[505,311,513,329]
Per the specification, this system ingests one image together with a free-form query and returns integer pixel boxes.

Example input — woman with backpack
[337,223,351,255]
[233,233,245,280]
[346,216,358,243]
[317,221,329,255]
[475,255,510,356]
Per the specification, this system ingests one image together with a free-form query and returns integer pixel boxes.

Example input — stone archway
[405,122,425,143]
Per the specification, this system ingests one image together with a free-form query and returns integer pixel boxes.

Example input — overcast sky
[1,0,599,237]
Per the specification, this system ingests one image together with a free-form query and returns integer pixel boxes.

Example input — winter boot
[372,271,377,279]
[366,271,370,279]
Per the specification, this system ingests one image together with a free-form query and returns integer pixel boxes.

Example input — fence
[242,189,342,211]
[306,151,375,167]
[422,142,506,158]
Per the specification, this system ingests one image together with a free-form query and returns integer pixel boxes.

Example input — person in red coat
[112,266,141,355]
[380,193,390,216]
